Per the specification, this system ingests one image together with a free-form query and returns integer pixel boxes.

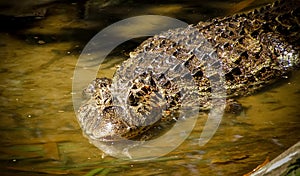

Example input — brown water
[0,0,299,175]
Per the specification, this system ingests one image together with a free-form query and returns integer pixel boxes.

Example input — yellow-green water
[0,0,299,175]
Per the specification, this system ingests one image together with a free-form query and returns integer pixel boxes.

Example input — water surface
[0,0,299,175]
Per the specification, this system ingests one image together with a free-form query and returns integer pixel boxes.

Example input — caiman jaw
[88,106,131,142]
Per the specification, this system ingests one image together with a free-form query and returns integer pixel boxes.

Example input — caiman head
[78,74,170,142]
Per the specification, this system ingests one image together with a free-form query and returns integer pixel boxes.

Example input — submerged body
[78,0,299,142]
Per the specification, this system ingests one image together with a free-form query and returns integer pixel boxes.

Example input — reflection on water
[0,0,299,175]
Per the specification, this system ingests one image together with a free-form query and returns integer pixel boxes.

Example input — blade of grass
[84,168,105,176]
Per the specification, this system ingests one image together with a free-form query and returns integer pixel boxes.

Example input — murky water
[0,0,299,175]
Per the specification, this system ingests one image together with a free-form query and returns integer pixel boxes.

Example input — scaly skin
[78,0,300,142]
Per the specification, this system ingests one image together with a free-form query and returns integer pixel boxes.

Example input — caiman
[77,0,300,142]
